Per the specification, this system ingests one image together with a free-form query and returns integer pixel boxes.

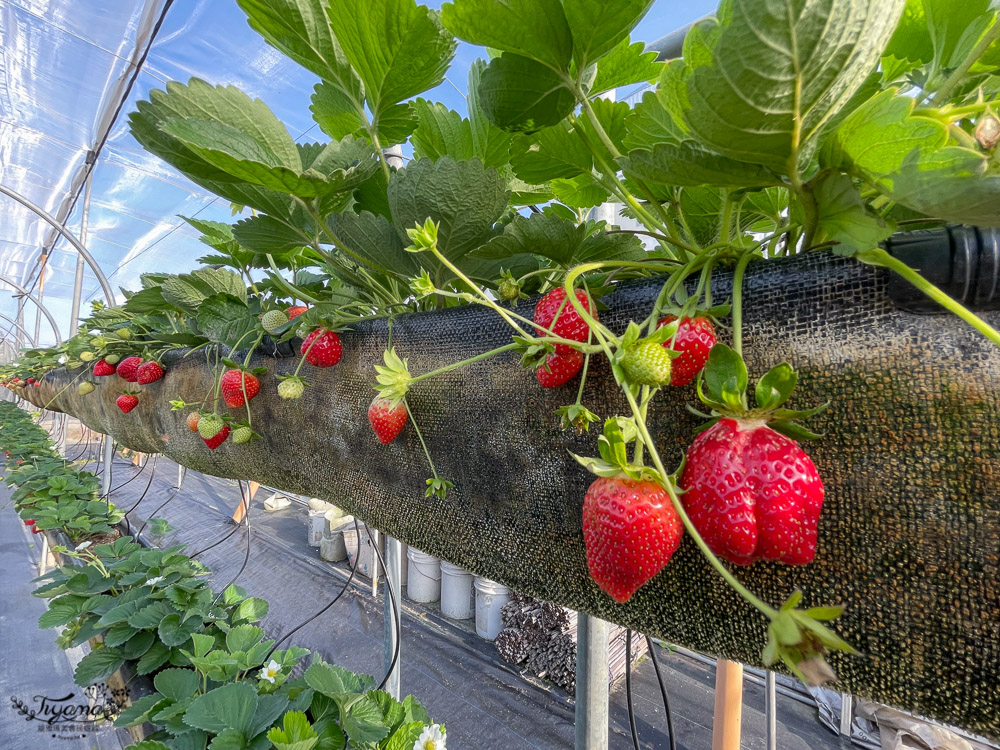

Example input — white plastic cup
[343,526,376,577]
[439,561,474,620]
[406,548,441,603]
[319,534,347,562]
[307,509,326,547]
[474,576,510,640]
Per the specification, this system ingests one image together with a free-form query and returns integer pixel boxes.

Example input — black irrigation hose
[101,452,152,500]
[122,455,158,537]
[69,430,100,465]
[190,492,250,560]
[264,518,363,662]
[135,481,182,539]
[65,428,91,462]
[212,481,252,605]
[625,629,641,750]
[645,635,677,750]
[365,524,401,692]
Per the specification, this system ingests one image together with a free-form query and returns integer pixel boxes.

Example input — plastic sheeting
[0,0,717,347]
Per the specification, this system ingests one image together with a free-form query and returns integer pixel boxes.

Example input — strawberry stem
[856,248,1000,348]
[409,343,520,385]
[403,397,444,485]
[730,251,756,358]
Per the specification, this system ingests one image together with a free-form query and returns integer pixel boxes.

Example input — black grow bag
[26,248,1000,739]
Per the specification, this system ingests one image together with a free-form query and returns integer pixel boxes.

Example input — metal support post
[383,536,402,700]
[69,169,94,329]
[765,671,777,750]
[101,437,115,497]
[371,529,381,595]
[574,613,609,750]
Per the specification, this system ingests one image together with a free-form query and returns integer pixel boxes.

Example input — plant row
[0,401,447,750]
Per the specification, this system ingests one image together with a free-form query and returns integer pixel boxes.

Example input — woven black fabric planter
[26,252,1000,738]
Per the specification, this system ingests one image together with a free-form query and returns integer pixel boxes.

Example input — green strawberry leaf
[477,53,577,132]
[702,344,747,410]
[754,363,797,411]
[326,0,456,144]
[590,37,663,96]
[442,0,573,70]
[673,0,905,174]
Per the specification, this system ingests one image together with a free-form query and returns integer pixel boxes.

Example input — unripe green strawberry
[78,382,95,395]
[115,328,132,340]
[198,414,224,440]
[498,276,521,301]
[104,354,121,365]
[232,426,253,444]
[278,377,305,400]
[621,341,672,387]
[261,310,288,333]
[90,337,106,348]
[79,351,96,362]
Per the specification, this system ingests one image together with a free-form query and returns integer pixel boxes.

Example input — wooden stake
[712,658,744,750]
[231,481,259,523]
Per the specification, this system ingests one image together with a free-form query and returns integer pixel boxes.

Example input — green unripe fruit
[621,341,672,387]
[498,277,521,301]
[90,337,106,348]
[79,351,96,362]
[115,329,132,340]
[78,382,95,395]
[232,426,253,444]
[197,414,224,440]
[261,310,288,333]
[278,378,304,400]
[104,354,120,365]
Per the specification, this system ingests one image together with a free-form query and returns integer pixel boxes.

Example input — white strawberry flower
[74,541,92,551]
[413,724,446,750]
[144,576,165,587]
[259,660,281,684]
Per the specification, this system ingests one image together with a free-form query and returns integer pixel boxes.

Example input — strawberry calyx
[572,418,662,483]
[373,348,411,405]
[691,344,827,441]
[763,590,857,686]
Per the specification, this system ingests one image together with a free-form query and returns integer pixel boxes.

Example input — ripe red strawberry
[534,288,596,355]
[535,349,584,388]
[26,377,35,384]
[368,397,408,444]
[220,369,260,408]
[93,359,116,377]
[680,418,824,566]
[582,476,684,603]
[186,412,201,432]
[117,356,144,382]
[286,305,308,319]
[32,526,42,535]
[300,329,342,367]
[658,315,717,386]
[136,361,165,384]
[23,519,35,526]
[116,394,139,413]
[203,424,230,450]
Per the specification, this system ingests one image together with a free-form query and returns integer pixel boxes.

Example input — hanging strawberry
[680,345,827,566]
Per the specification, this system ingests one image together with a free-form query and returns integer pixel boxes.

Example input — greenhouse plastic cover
[0,0,713,348]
